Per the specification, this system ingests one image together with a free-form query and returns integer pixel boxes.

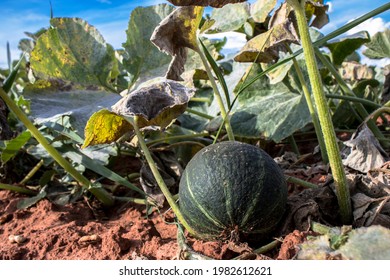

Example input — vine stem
[287,44,328,163]
[196,40,235,141]
[131,116,197,236]
[287,0,352,223]
[0,87,114,206]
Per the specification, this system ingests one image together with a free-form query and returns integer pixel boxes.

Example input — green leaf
[123,4,175,87]
[1,131,31,164]
[230,65,311,142]
[23,87,121,137]
[83,109,132,148]
[250,0,277,23]
[205,2,250,34]
[64,148,145,195]
[364,29,390,59]
[17,189,47,209]
[30,18,118,89]
[167,0,247,8]
[326,31,370,65]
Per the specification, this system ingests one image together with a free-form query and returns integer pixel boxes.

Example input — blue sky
[0,0,389,68]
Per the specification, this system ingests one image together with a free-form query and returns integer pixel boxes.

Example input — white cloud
[203,32,247,53]
[347,17,390,36]
[96,0,112,4]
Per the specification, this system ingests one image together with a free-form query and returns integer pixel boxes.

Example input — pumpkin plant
[83,78,288,242]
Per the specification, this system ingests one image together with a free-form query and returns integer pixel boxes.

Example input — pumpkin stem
[132,116,198,236]
[286,0,352,224]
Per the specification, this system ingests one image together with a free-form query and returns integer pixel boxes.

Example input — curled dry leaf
[234,21,299,63]
[340,61,375,81]
[112,80,195,129]
[341,124,388,173]
[235,2,299,63]
[151,6,204,80]
[167,0,247,8]
[305,0,329,29]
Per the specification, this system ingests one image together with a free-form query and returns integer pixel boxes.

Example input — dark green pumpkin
[179,141,287,242]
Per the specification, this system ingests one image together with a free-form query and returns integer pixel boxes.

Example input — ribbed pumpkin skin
[179,141,287,241]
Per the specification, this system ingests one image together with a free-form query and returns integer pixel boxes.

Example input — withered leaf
[341,124,388,173]
[305,0,329,29]
[151,6,204,80]
[140,149,183,207]
[270,1,328,29]
[234,20,299,63]
[339,62,375,81]
[268,2,294,29]
[112,80,195,129]
[167,0,247,8]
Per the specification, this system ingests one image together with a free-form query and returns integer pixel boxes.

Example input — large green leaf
[23,84,121,137]
[326,31,370,65]
[205,2,250,34]
[30,18,118,89]
[123,4,175,87]
[363,29,390,59]
[230,65,311,142]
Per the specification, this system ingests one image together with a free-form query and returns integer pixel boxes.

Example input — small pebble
[78,234,101,244]
[8,234,27,244]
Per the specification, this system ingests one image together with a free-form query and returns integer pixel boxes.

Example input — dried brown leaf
[341,124,388,173]
[112,80,195,130]
[305,0,329,29]
[167,0,247,8]
[151,6,204,80]
[234,20,299,63]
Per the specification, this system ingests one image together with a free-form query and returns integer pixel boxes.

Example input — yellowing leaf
[30,18,118,89]
[167,0,247,8]
[83,109,132,148]
[151,6,204,80]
